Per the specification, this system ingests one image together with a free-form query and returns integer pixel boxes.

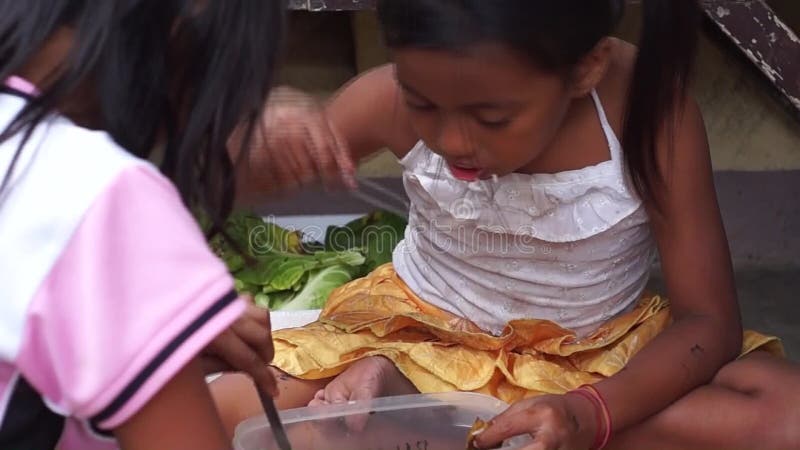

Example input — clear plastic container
[233,392,531,450]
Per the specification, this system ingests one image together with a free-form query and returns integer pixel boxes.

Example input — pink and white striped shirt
[0,89,244,449]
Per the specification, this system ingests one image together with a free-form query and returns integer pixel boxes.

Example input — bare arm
[234,66,416,202]
[471,95,744,450]
[113,359,231,450]
[595,98,742,431]
[326,64,419,162]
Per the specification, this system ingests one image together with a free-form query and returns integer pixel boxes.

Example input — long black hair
[376,0,702,208]
[0,0,285,227]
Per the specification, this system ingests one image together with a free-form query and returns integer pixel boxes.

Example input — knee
[713,353,800,448]
[744,393,800,449]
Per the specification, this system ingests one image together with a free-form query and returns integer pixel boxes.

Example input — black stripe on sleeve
[0,86,35,101]
[90,289,239,430]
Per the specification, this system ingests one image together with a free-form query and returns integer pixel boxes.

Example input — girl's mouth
[448,163,483,181]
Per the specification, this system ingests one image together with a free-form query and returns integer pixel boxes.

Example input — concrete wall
[615,4,800,171]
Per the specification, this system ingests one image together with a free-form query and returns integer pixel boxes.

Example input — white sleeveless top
[392,90,657,336]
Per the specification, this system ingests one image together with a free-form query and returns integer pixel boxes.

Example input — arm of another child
[234,66,416,204]
[113,359,230,450]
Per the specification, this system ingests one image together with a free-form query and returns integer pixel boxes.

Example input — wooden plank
[288,0,375,11]
[702,0,800,116]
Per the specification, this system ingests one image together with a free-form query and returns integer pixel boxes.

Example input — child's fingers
[311,116,356,191]
[308,389,329,407]
[323,383,349,404]
[329,122,357,190]
[281,133,309,189]
[286,125,317,186]
[473,403,536,449]
[269,111,317,188]
[200,354,229,376]
[241,301,271,328]
[231,315,274,364]
[263,132,301,192]
[303,117,337,189]
[268,87,353,190]
[207,330,278,397]
[264,128,315,191]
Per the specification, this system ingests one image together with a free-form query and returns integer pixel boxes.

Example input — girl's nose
[434,116,475,160]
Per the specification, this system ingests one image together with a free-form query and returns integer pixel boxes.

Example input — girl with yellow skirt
[212,1,799,448]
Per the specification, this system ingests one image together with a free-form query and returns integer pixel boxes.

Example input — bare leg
[609,352,800,450]
[210,368,328,438]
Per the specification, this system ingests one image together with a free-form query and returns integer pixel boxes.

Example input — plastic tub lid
[233,391,531,450]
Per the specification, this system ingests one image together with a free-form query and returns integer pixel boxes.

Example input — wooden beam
[288,0,376,11]
[702,0,800,116]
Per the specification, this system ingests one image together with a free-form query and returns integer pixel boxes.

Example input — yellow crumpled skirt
[272,264,784,404]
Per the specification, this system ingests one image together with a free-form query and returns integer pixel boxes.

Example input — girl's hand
[232,86,357,202]
[202,300,277,397]
[474,394,598,450]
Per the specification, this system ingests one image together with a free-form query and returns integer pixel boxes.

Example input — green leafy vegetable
[323,210,407,275]
[227,212,304,255]
[280,265,356,311]
[202,210,406,311]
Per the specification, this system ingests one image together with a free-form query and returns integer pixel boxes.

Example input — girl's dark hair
[0,0,286,227]
[377,0,702,208]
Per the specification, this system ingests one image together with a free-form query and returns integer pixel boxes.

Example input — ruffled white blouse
[393,90,657,336]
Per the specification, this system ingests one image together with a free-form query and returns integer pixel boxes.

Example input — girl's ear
[568,37,614,98]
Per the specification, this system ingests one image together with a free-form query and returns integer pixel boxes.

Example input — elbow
[682,312,742,364]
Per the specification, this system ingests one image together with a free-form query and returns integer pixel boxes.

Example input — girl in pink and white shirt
[0,2,355,449]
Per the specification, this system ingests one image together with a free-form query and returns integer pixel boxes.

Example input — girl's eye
[475,116,511,129]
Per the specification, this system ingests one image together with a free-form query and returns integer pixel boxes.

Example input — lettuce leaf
[323,210,406,273]
[280,265,356,311]
[202,210,405,311]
